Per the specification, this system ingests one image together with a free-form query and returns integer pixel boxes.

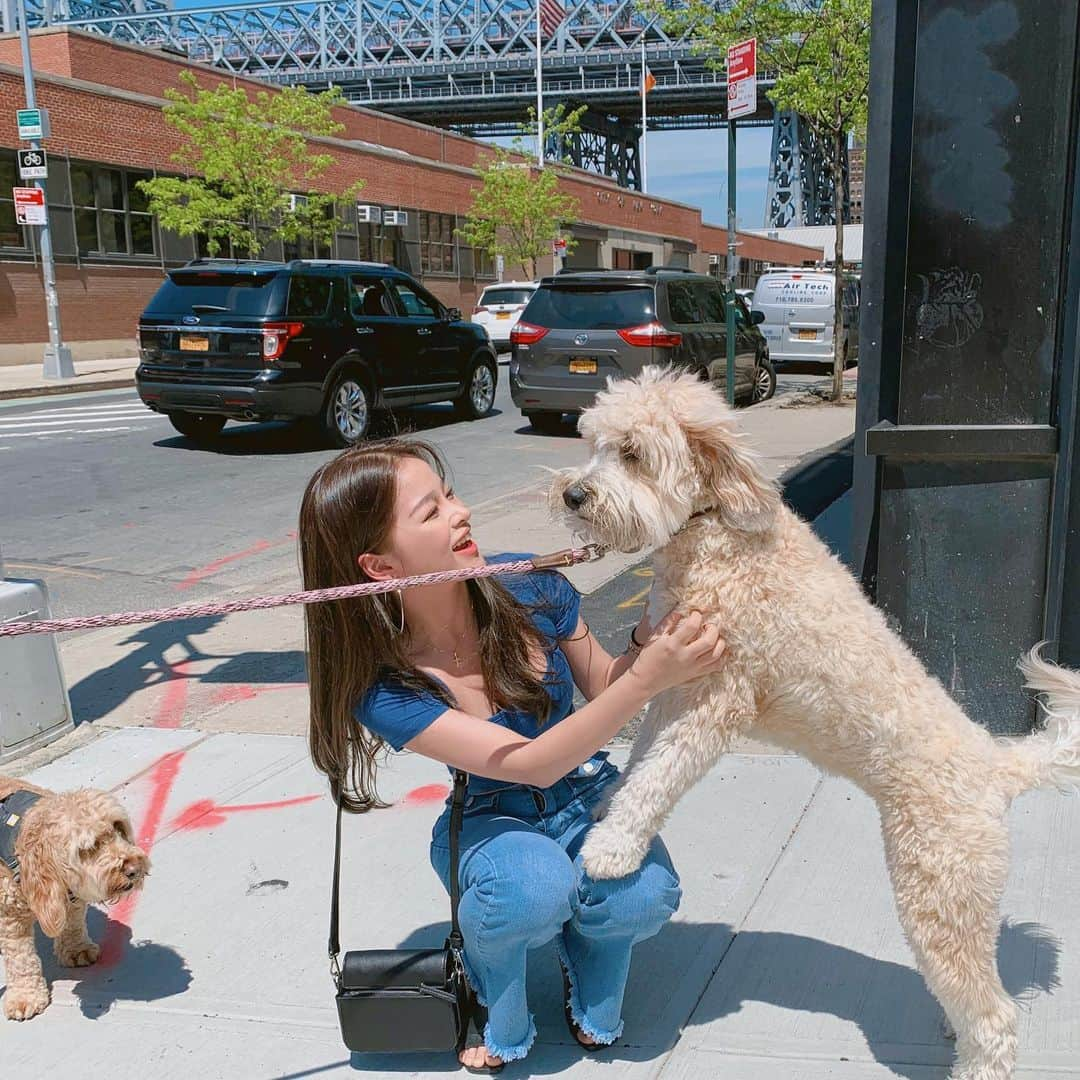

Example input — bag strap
[330,770,469,980]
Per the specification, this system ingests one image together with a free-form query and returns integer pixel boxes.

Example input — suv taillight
[473,305,487,315]
[510,321,549,345]
[262,321,304,361]
[617,321,683,348]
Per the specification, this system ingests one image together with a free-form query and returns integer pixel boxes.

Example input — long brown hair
[300,439,553,812]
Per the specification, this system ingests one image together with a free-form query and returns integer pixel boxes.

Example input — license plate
[796,328,817,341]
[496,311,511,320]
[569,357,597,374]
[179,334,210,352]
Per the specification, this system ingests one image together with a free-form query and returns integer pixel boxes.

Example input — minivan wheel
[525,411,566,435]
[455,359,496,420]
[752,357,777,403]
[324,372,371,447]
[168,411,227,442]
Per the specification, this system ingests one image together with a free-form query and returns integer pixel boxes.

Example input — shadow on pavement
[32,908,192,1019]
[152,405,503,457]
[337,918,1061,1077]
[68,615,305,725]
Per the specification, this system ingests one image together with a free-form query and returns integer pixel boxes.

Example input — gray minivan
[508,269,772,432]
[751,268,860,370]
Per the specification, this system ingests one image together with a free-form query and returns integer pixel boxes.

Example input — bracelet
[626,627,646,656]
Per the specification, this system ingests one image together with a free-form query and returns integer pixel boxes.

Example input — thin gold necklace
[422,637,477,670]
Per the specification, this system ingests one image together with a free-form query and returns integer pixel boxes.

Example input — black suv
[136,259,498,446]
[508,267,774,432]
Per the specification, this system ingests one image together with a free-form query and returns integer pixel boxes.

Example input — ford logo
[574,333,589,346]
[182,315,200,325]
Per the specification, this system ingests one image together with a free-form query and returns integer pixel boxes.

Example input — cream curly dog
[551,366,1080,1080]
[0,777,149,1020]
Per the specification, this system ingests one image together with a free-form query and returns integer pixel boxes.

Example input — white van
[751,269,860,370]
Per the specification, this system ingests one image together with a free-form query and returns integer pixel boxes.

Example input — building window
[420,211,456,274]
[0,151,28,250]
[473,247,495,278]
[70,161,156,259]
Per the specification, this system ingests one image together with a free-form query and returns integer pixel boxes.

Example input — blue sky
[644,127,773,229]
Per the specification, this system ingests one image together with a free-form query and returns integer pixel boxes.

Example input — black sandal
[560,962,606,1053]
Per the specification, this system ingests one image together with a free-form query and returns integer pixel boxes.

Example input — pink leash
[0,545,606,639]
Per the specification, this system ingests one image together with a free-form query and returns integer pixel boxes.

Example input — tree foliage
[457,105,584,280]
[643,0,871,398]
[138,70,364,257]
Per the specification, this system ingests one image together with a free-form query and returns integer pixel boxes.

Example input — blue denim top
[354,553,583,794]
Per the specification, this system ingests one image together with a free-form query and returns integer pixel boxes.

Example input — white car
[471,281,538,352]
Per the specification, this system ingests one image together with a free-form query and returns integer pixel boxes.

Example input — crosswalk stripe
[0,426,149,439]
[0,415,167,430]
[3,404,154,421]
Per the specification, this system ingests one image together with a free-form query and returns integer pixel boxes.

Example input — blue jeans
[430,754,682,1062]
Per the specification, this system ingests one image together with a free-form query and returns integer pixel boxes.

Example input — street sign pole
[725,119,737,407]
[724,38,756,407]
[16,0,73,380]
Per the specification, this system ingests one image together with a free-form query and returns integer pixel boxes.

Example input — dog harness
[0,789,42,883]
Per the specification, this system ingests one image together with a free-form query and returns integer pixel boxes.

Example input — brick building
[0,29,820,365]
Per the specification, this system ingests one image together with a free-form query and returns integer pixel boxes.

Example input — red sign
[727,38,757,120]
[13,186,46,225]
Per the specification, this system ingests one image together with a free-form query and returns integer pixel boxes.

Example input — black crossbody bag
[329,769,481,1054]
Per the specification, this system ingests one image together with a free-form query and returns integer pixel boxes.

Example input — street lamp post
[16,0,73,380]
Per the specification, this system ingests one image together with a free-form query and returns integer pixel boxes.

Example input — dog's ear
[18,821,70,938]
[681,390,780,532]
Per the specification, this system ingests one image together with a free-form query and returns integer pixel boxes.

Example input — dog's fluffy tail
[999,645,1080,797]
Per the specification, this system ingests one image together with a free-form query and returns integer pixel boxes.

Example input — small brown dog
[0,776,149,1020]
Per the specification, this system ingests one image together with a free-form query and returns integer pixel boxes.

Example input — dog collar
[0,790,42,884]
[679,506,721,533]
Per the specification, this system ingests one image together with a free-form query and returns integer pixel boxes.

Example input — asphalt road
[0,372,826,623]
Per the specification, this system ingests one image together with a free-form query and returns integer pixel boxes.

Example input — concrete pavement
[3,494,1078,1079]
[0,356,138,400]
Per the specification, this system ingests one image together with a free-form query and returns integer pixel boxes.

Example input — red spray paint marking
[176,540,273,591]
[153,659,197,729]
[170,793,320,831]
[99,749,186,966]
[402,784,450,805]
[208,683,297,707]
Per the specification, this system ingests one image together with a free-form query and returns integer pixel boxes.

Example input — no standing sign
[727,38,757,120]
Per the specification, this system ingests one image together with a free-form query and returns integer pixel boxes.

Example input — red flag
[539,0,565,38]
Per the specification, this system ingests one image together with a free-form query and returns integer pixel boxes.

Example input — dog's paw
[3,984,50,1021]
[56,940,100,967]
[590,789,614,822]
[580,826,648,880]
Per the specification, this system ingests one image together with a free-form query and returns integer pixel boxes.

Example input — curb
[0,376,136,401]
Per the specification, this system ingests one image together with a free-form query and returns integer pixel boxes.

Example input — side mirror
[446,307,462,323]
[751,309,766,325]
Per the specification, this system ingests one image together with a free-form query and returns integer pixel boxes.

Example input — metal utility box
[0,578,74,765]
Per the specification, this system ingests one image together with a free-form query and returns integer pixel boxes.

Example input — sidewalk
[4,478,1078,1078]
[0,356,138,400]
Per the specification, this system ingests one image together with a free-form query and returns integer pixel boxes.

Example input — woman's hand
[629,610,727,695]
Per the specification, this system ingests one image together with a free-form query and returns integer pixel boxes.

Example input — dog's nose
[563,484,588,511]
[123,859,141,880]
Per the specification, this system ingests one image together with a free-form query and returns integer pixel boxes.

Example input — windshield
[481,287,534,306]
[143,270,287,318]
[524,284,655,329]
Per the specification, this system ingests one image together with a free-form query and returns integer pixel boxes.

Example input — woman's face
[361,457,481,579]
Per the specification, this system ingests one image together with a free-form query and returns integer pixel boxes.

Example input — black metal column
[853,0,1080,733]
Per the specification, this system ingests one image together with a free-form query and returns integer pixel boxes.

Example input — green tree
[138,70,364,257]
[646,0,871,399]
[457,105,585,280]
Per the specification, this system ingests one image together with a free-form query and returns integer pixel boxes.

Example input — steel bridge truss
[9,0,845,220]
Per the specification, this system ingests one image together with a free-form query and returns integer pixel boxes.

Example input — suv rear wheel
[324,370,372,447]
[455,358,497,420]
[168,412,227,442]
